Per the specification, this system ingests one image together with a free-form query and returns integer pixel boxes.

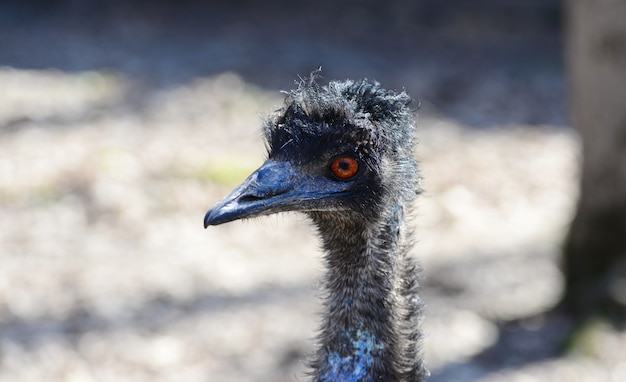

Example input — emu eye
[330,157,359,179]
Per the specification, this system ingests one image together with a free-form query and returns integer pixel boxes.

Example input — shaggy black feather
[204,75,427,381]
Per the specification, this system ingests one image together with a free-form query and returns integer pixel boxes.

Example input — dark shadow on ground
[429,312,573,381]
[422,249,572,379]
[0,283,314,350]
[0,0,564,127]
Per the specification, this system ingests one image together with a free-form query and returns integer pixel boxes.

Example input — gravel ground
[1,1,625,381]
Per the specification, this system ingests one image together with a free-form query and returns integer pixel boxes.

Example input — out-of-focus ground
[1,1,625,381]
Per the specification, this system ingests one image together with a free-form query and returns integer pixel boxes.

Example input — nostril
[239,186,290,203]
[239,194,264,203]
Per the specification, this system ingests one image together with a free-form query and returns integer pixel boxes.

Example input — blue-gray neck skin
[309,204,427,382]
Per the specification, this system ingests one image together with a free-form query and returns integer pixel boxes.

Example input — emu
[204,77,427,381]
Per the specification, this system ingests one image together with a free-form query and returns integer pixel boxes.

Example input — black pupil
[338,160,350,171]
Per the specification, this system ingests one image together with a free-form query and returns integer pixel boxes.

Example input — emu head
[204,78,418,227]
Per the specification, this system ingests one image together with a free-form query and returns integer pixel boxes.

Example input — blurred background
[1,0,625,381]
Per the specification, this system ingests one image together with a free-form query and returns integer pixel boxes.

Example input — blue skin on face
[322,329,383,382]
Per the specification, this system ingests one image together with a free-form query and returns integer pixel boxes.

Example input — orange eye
[330,157,359,179]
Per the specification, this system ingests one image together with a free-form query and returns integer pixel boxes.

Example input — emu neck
[309,207,425,382]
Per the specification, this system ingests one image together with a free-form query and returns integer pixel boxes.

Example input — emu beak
[204,159,311,227]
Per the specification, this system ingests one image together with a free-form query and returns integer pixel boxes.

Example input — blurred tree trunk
[561,0,626,320]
